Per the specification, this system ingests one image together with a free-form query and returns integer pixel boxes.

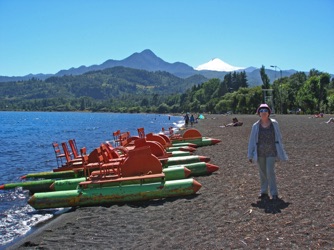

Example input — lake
[0,111,183,247]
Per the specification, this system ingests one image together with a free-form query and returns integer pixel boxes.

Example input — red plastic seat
[61,142,82,167]
[68,139,80,159]
[52,142,66,168]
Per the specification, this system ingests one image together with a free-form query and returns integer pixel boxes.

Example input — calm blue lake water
[0,111,183,247]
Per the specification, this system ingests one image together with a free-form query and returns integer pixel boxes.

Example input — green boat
[21,170,83,180]
[51,166,191,191]
[21,154,209,180]
[0,179,55,194]
[1,166,192,193]
[163,155,210,167]
[166,162,219,176]
[28,178,202,209]
[170,128,221,147]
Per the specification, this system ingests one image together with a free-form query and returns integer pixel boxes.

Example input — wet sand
[7,114,334,249]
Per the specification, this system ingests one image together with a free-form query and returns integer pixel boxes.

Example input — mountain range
[0,49,298,86]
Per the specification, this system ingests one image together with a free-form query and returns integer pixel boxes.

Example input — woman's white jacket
[247,118,288,162]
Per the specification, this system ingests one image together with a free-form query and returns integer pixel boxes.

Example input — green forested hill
[1,67,207,99]
[2,66,331,114]
[0,66,208,112]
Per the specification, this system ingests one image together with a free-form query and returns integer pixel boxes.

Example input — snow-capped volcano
[195,58,245,72]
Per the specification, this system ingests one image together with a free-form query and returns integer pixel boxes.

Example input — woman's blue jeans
[257,157,278,197]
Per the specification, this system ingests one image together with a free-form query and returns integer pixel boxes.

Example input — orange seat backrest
[102,142,122,159]
[137,127,145,138]
[146,133,167,147]
[88,147,102,163]
[182,129,202,139]
[121,146,162,177]
[52,142,66,167]
[119,132,130,146]
[158,133,172,145]
[61,142,72,163]
[68,139,79,159]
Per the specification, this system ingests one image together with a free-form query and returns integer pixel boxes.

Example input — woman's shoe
[258,193,269,200]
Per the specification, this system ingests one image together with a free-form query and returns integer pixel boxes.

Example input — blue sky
[1,0,333,76]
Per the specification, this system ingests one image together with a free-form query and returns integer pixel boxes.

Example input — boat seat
[68,139,80,159]
[182,129,202,139]
[83,146,123,179]
[137,127,145,138]
[61,142,82,165]
[146,133,168,148]
[52,142,66,168]
[158,133,173,147]
[134,138,172,159]
[121,146,163,177]
[99,144,123,178]
[53,146,85,172]
[112,130,121,146]
[100,143,125,161]
[89,170,119,180]
[118,131,139,147]
[81,148,103,178]
[119,132,130,146]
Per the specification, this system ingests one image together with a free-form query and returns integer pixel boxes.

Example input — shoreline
[5,114,334,249]
[5,211,74,250]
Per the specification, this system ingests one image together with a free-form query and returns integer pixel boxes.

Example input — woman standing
[248,104,288,201]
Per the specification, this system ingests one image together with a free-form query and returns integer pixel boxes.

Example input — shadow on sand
[251,197,290,214]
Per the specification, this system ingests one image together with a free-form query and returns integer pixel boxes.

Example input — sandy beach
[7,114,334,249]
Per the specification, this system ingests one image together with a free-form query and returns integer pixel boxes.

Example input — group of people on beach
[184,113,197,127]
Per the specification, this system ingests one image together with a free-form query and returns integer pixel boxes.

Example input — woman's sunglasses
[259,109,269,113]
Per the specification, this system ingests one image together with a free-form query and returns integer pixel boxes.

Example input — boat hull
[0,179,54,194]
[52,166,191,191]
[22,170,83,180]
[164,155,210,167]
[172,137,221,147]
[28,179,202,209]
[167,162,219,176]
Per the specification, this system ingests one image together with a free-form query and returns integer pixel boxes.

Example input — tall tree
[260,65,271,89]
[318,73,330,110]
[239,71,248,88]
